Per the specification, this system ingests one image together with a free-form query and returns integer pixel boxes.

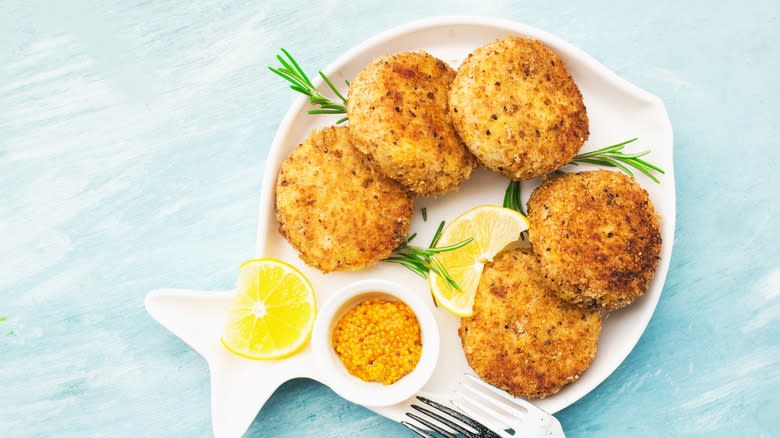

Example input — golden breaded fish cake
[528,170,662,310]
[347,51,478,196]
[449,36,589,180]
[459,248,601,399]
[275,126,413,273]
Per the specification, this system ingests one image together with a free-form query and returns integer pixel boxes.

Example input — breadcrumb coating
[459,248,601,398]
[528,170,662,310]
[275,126,413,273]
[449,36,588,180]
[347,51,477,196]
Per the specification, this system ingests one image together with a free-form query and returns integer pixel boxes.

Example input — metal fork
[402,374,565,438]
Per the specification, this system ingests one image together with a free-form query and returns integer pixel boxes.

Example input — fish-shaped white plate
[146,16,675,437]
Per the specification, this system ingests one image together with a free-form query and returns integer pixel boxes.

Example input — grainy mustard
[332,298,422,385]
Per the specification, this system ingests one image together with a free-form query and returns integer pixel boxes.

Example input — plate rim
[255,15,676,417]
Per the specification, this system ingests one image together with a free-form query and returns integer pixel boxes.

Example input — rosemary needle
[502,180,528,241]
[269,49,348,123]
[429,220,445,248]
[502,180,525,215]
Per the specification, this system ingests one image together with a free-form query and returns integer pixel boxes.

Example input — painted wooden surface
[2,1,778,436]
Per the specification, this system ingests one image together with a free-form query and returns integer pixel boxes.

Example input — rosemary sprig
[269,49,348,124]
[421,207,428,221]
[502,139,664,216]
[502,180,525,215]
[384,221,473,294]
[570,138,665,183]
[503,180,528,241]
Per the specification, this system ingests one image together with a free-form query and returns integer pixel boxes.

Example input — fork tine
[401,420,435,438]
[450,398,510,438]
[415,397,500,438]
[459,384,521,424]
[464,373,538,412]
[454,390,515,432]
[417,396,484,432]
[410,404,477,437]
[404,412,457,438]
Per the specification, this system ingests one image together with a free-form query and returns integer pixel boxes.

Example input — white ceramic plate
[147,16,674,437]
[257,13,675,417]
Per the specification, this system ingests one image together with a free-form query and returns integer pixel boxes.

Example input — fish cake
[449,36,589,180]
[347,51,478,196]
[275,126,413,273]
[527,170,662,310]
[459,248,601,399]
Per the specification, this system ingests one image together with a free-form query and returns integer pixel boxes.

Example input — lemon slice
[429,205,529,317]
[221,258,316,360]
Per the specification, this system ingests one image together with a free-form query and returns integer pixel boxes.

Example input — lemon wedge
[221,258,316,360]
[429,205,529,317]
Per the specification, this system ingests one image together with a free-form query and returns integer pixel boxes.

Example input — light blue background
[2,1,778,436]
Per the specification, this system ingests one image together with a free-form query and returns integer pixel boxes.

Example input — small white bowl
[311,279,440,407]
